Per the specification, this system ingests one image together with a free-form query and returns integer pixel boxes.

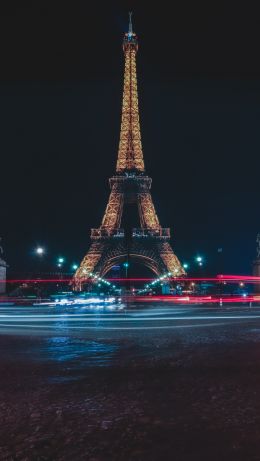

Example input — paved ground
[0,303,260,460]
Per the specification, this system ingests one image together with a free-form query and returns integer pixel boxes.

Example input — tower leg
[74,241,105,289]
[159,242,185,275]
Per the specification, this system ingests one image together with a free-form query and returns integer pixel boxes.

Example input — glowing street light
[196,256,203,263]
[123,261,129,278]
[35,247,45,277]
[72,264,78,271]
[36,247,44,255]
[58,257,64,264]
[183,263,189,270]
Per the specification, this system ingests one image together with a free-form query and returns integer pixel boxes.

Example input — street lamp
[72,264,78,271]
[56,257,65,280]
[36,247,44,255]
[183,263,189,270]
[34,246,45,278]
[123,261,129,278]
[196,256,204,268]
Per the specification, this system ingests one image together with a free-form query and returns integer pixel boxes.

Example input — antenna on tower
[128,11,133,34]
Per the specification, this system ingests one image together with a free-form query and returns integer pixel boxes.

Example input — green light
[183,263,189,269]
[58,257,64,264]
[123,262,129,268]
[72,264,78,270]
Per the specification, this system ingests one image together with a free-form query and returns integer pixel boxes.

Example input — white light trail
[0,315,260,321]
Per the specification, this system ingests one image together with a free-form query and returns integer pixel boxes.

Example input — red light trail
[124,295,260,304]
[2,275,260,283]
[0,294,259,305]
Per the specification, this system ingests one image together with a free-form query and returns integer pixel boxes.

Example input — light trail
[132,295,260,303]
[2,274,260,283]
[1,304,260,333]
[0,322,241,331]
[1,295,260,305]
[1,314,260,321]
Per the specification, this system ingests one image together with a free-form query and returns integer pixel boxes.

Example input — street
[0,303,260,460]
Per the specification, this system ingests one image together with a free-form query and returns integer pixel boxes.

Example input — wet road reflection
[1,303,260,460]
[1,303,260,372]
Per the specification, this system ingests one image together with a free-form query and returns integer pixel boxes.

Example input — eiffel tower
[74,14,185,288]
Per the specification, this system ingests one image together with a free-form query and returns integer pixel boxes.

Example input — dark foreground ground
[0,304,260,460]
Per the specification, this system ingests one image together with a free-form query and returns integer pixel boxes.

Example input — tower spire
[128,11,133,34]
[116,13,145,172]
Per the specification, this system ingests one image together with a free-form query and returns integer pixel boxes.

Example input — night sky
[1,1,260,275]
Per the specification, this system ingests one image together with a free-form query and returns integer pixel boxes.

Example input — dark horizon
[1,2,260,275]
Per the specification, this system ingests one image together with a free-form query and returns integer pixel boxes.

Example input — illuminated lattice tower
[74,14,185,288]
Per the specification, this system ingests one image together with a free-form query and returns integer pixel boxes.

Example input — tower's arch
[100,254,161,278]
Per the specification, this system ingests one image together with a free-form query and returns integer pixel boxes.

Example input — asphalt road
[1,302,260,460]
[0,302,259,335]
